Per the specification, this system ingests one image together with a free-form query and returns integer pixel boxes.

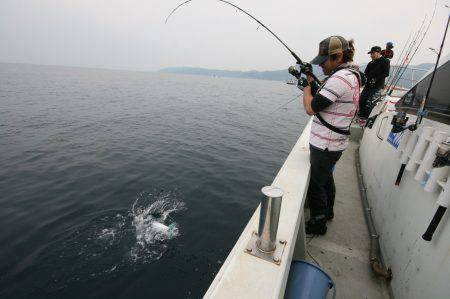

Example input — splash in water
[132,191,183,247]
[129,191,185,262]
[31,190,186,291]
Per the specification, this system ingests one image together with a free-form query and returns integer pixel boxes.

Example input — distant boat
[286,79,296,85]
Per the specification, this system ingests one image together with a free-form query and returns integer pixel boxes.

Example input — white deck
[305,141,390,299]
[205,120,391,298]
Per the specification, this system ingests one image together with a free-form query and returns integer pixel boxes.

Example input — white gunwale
[204,119,312,299]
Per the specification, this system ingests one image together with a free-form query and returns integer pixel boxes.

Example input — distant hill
[159,66,306,82]
[160,62,434,88]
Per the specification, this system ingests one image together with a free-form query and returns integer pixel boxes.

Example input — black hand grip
[395,164,406,186]
[422,206,447,241]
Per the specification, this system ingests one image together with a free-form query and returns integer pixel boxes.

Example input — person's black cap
[367,46,381,54]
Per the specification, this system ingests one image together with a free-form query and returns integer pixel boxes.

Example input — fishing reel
[433,143,450,168]
[288,65,309,91]
[288,63,314,78]
[288,65,301,79]
[391,112,417,133]
[365,114,378,129]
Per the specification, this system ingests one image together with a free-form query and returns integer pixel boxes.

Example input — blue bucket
[285,261,336,299]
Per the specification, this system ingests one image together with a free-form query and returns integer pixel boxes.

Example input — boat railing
[387,66,429,89]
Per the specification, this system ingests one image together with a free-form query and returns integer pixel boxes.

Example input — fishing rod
[387,13,429,92]
[386,31,412,88]
[367,19,425,129]
[387,27,423,93]
[386,26,420,90]
[418,9,450,242]
[390,5,444,188]
[418,11,449,125]
[388,0,437,94]
[386,15,427,92]
[165,0,321,84]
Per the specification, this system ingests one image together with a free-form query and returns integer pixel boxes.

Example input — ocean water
[0,63,308,298]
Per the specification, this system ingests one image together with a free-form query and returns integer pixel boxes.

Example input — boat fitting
[356,148,393,281]
[245,186,287,265]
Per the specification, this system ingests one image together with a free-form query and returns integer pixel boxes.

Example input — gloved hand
[297,77,309,91]
[299,62,313,75]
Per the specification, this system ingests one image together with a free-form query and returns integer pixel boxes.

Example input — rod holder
[245,186,287,265]
[257,186,283,252]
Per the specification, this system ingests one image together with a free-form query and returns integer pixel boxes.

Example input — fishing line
[387,14,427,91]
[388,0,437,94]
[165,0,321,83]
[388,14,427,90]
[386,31,412,88]
[270,94,302,114]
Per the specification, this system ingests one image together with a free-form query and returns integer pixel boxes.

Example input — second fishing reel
[433,143,450,168]
[391,111,417,133]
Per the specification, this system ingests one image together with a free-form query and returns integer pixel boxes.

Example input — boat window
[396,60,450,122]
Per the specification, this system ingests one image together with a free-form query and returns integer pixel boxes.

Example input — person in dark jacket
[381,42,394,59]
[358,46,390,118]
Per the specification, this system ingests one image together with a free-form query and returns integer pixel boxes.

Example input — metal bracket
[244,231,287,265]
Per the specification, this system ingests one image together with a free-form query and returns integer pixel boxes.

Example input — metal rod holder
[257,186,283,252]
[245,186,286,265]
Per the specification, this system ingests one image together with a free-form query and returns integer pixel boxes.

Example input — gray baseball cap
[311,36,350,65]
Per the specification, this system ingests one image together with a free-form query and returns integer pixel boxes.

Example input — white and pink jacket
[310,66,360,151]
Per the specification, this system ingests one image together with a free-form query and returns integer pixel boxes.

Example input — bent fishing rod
[165,0,321,84]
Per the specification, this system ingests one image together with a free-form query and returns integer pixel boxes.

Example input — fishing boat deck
[305,138,391,299]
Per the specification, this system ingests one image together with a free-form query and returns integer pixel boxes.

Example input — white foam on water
[98,228,116,240]
[131,193,184,247]
[126,191,186,262]
[96,214,126,247]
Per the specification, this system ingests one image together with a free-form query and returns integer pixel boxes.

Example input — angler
[358,46,390,119]
[381,42,394,59]
[297,36,363,235]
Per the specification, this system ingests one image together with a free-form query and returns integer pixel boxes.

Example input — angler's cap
[368,46,382,54]
[311,36,349,65]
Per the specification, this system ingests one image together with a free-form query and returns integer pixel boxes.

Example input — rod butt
[395,164,406,186]
[422,206,447,241]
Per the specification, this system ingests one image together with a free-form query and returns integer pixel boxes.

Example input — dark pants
[307,145,343,222]
[359,88,380,118]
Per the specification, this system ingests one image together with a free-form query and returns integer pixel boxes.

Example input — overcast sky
[1,0,449,71]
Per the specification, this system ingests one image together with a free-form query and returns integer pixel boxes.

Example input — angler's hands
[299,62,313,75]
[287,64,314,92]
[297,77,310,91]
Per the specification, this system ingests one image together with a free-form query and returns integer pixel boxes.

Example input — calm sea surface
[0,63,308,298]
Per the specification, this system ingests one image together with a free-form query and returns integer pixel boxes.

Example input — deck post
[257,186,284,252]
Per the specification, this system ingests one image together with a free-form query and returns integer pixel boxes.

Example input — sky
[0,0,449,71]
